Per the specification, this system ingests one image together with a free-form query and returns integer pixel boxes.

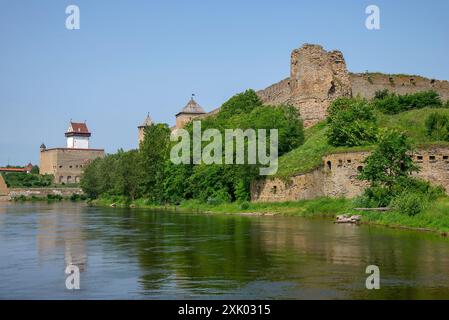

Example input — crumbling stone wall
[350,73,449,101]
[256,44,449,128]
[257,44,352,127]
[252,147,449,202]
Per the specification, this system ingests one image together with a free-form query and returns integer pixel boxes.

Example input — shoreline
[89,197,449,236]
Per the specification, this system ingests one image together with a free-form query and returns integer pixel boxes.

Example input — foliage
[326,97,378,147]
[372,90,443,114]
[425,112,449,141]
[81,90,304,204]
[2,172,53,188]
[358,130,418,191]
[140,123,171,202]
[47,194,63,201]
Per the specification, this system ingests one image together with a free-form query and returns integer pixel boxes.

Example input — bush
[372,90,443,114]
[70,194,80,201]
[239,201,250,210]
[327,97,378,147]
[206,197,224,206]
[355,186,393,208]
[47,194,63,201]
[390,192,425,216]
[425,112,449,141]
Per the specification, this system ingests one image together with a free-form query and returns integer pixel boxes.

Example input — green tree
[140,123,171,203]
[327,97,378,147]
[358,130,419,191]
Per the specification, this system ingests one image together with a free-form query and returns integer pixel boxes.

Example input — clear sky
[1,0,448,165]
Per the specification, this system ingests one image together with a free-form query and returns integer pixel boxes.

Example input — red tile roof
[65,122,91,137]
[69,122,90,134]
[0,167,27,173]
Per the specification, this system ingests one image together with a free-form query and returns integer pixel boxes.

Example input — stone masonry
[251,147,449,202]
[0,175,8,196]
[40,148,105,184]
[256,44,449,128]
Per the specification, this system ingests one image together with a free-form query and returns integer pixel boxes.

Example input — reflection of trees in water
[91,209,277,293]
[89,207,449,299]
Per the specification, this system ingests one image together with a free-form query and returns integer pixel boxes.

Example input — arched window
[327,161,332,170]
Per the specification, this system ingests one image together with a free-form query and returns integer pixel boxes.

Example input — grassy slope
[276,107,449,179]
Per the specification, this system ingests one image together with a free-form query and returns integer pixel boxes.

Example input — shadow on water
[1,201,449,299]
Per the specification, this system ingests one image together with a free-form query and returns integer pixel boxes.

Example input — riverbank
[91,196,449,235]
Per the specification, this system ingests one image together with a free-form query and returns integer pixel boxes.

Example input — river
[1,201,449,299]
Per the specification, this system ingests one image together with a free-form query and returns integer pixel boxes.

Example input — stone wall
[251,147,449,202]
[350,73,449,101]
[8,187,83,199]
[257,44,352,128]
[0,175,8,196]
[256,44,449,128]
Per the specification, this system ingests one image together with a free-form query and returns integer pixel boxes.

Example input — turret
[65,121,91,149]
[175,96,206,129]
[138,113,153,145]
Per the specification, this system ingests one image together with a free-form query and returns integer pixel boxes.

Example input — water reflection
[1,202,449,299]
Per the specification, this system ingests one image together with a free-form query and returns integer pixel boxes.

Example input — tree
[327,97,378,147]
[358,130,419,191]
[140,123,171,203]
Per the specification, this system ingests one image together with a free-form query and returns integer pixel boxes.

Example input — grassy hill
[275,107,449,179]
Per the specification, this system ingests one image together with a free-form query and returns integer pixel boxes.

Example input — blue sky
[1,0,448,165]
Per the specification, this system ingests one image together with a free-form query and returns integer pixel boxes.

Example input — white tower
[65,121,91,149]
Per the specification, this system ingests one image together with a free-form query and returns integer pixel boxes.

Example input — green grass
[93,195,449,234]
[275,108,449,179]
[361,197,449,233]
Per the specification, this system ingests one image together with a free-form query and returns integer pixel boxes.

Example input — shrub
[207,197,223,206]
[372,90,443,114]
[355,186,393,208]
[425,112,449,141]
[47,194,63,201]
[14,195,27,202]
[390,192,425,216]
[70,194,80,201]
[327,97,378,147]
[239,201,250,210]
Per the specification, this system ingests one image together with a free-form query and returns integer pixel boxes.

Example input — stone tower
[65,122,91,149]
[256,44,352,127]
[138,113,153,145]
[288,44,352,127]
[175,97,206,129]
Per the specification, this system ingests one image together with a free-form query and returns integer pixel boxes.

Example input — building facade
[40,122,104,184]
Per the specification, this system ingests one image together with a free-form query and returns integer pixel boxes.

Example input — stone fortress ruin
[136,43,449,202]
[139,43,449,135]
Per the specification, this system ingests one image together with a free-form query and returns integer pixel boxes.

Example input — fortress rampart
[251,146,449,202]
[256,44,449,127]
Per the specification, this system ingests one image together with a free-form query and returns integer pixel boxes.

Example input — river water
[1,201,449,299]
